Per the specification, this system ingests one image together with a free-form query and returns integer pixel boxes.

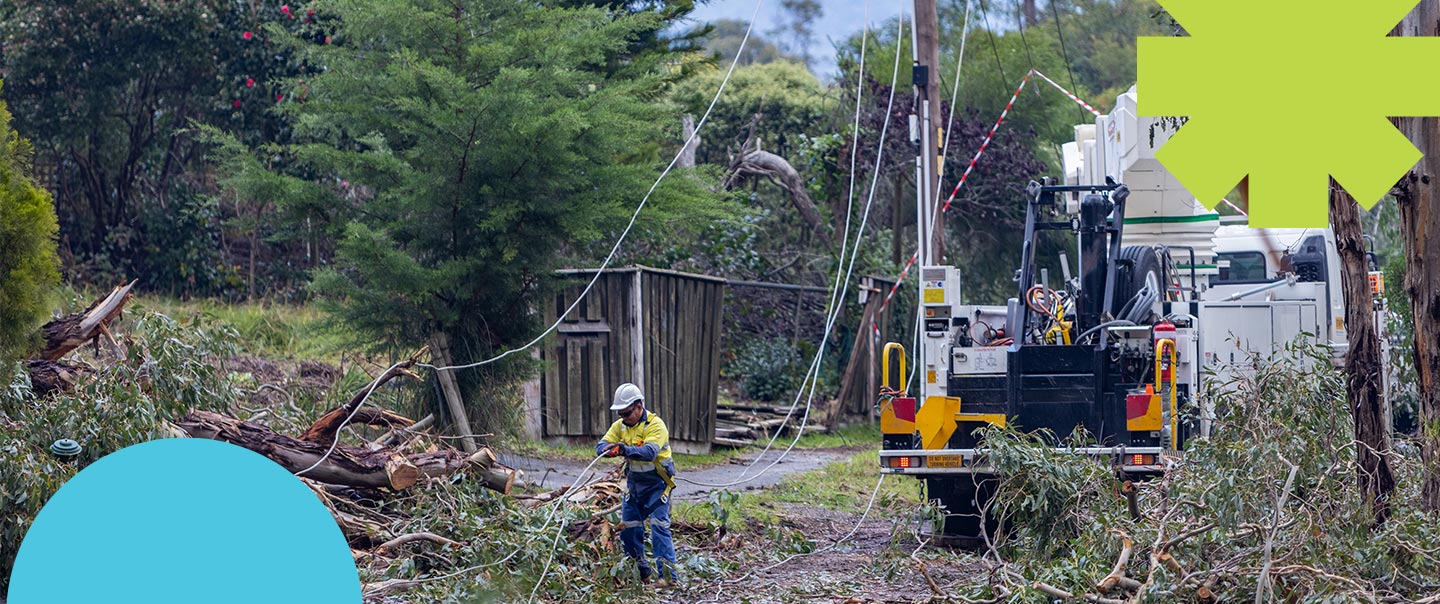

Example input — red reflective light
[897,456,913,468]
[1131,454,1144,466]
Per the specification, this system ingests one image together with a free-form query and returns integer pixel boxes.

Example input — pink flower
[233,99,242,108]
[242,31,252,40]
[245,77,255,88]
[276,94,284,101]
[323,35,331,45]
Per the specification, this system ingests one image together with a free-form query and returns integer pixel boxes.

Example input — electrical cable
[719,473,887,587]
[935,0,974,208]
[1015,3,1039,80]
[294,360,405,477]
[1076,319,1136,344]
[420,0,769,376]
[679,1,907,488]
[374,452,611,597]
[1048,0,1085,122]
[523,455,614,604]
[977,0,1009,89]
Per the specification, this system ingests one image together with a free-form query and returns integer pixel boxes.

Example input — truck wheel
[923,476,999,548]
[1112,245,1162,323]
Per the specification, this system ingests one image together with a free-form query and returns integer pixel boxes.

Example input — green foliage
[983,341,1440,602]
[1383,254,1417,434]
[202,0,733,433]
[131,296,351,363]
[1,1,223,274]
[0,311,240,592]
[0,90,59,362]
[729,338,804,401]
[707,489,741,530]
[670,60,832,165]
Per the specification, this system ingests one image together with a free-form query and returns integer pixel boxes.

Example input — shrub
[729,338,803,401]
[0,311,240,592]
[0,90,60,361]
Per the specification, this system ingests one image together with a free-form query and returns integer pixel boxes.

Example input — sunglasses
[618,403,643,417]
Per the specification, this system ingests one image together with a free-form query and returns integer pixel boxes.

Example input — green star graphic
[1139,0,1440,227]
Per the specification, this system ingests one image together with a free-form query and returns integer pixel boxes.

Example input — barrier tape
[1032,69,1102,117]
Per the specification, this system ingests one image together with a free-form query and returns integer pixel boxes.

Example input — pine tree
[234,0,726,433]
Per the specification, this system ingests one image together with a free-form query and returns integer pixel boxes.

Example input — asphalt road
[498,446,865,501]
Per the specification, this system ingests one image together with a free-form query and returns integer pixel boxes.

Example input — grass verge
[672,450,922,527]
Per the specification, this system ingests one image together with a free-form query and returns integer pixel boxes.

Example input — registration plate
[927,455,964,468]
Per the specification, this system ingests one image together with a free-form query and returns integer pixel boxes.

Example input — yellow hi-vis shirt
[599,410,673,468]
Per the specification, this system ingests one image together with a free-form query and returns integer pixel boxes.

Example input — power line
[977,0,1009,89]
[1015,2,1039,78]
[679,0,909,489]
[420,0,770,376]
[1049,0,1085,122]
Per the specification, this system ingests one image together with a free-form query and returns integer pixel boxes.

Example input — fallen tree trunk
[179,410,518,492]
[37,280,136,361]
[300,356,423,447]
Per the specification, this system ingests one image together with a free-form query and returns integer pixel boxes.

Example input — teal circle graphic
[9,438,360,603]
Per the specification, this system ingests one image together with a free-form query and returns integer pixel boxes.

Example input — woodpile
[178,348,522,494]
[714,401,827,447]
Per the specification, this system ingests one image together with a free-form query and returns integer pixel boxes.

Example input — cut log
[374,532,460,556]
[179,410,519,492]
[37,281,136,361]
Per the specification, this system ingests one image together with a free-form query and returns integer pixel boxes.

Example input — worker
[596,382,679,585]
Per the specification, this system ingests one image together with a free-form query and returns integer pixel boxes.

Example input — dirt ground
[670,502,987,604]
[508,447,988,603]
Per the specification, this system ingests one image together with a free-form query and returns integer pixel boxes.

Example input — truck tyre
[1111,245,1162,323]
[924,476,999,548]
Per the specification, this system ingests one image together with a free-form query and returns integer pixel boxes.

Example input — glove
[603,444,622,458]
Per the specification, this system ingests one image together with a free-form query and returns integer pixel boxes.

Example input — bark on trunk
[23,360,91,397]
[724,115,831,244]
[37,281,136,361]
[679,115,698,169]
[1329,184,1395,524]
[429,332,479,453]
[1395,3,1440,512]
[300,361,421,447]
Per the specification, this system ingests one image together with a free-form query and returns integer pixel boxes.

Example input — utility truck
[877,87,1387,541]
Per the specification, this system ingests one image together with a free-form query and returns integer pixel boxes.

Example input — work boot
[638,565,653,584]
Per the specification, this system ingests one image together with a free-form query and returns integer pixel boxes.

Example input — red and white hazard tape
[876,68,1107,314]
[1031,69,1102,118]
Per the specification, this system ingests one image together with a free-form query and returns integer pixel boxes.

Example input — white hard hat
[611,383,644,411]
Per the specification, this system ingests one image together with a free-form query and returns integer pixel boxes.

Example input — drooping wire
[679,1,908,489]
[294,360,405,477]
[420,0,769,376]
[977,0,1009,90]
[717,473,887,589]
[1015,1,1039,78]
[1048,0,1085,122]
[935,0,974,208]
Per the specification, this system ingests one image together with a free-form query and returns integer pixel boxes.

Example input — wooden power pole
[914,0,944,264]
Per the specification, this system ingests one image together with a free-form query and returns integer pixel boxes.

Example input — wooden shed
[528,266,725,452]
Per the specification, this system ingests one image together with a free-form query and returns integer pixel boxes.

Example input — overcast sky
[685,0,906,78]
